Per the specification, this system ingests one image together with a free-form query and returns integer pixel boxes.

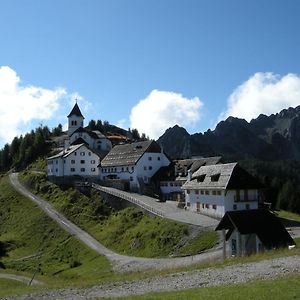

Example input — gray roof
[100,140,161,167]
[47,143,99,160]
[183,162,263,190]
[71,127,106,140]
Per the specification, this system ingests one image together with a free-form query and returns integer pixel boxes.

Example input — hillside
[158,106,300,161]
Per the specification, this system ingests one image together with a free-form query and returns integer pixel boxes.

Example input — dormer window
[197,174,206,182]
[211,173,220,182]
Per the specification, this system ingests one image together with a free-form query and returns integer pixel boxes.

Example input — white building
[153,157,221,202]
[47,143,100,178]
[100,140,170,192]
[65,102,112,154]
[182,163,263,218]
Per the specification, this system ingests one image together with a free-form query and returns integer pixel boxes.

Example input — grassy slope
[277,210,300,222]
[19,171,218,258]
[0,175,112,296]
[116,274,300,300]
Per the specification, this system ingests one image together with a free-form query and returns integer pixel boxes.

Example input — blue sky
[1,0,300,147]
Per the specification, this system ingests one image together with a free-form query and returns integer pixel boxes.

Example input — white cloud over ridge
[130,90,203,139]
[0,66,66,144]
[220,72,300,122]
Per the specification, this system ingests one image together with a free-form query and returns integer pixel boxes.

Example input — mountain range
[157,106,300,161]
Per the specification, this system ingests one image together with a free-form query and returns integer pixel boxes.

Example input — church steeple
[68,102,85,136]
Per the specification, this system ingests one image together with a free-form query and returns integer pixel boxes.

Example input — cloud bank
[0,66,66,144]
[220,72,300,122]
[130,90,203,139]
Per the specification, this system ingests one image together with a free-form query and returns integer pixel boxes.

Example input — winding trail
[9,173,222,272]
[0,273,42,286]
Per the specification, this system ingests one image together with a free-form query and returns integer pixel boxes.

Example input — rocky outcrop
[157,105,300,161]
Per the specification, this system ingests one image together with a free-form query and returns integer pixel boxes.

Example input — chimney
[187,169,192,181]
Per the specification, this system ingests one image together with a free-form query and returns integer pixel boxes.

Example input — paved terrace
[91,183,219,228]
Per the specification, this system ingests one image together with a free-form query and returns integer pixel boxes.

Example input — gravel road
[0,274,42,286]
[3,255,299,300]
[9,173,222,273]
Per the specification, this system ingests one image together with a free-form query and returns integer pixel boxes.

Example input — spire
[67,103,85,119]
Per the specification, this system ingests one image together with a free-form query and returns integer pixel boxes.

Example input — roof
[175,156,222,175]
[47,143,99,160]
[71,127,106,140]
[100,140,162,167]
[67,103,85,118]
[183,163,263,190]
[215,209,295,249]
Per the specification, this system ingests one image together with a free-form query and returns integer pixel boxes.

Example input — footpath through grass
[0,175,113,297]
[19,171,218,258]
[115,274,300,300]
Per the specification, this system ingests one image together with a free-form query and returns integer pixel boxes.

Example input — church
[47,102,112,179]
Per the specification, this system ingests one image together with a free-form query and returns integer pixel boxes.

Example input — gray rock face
[158,105,300,161]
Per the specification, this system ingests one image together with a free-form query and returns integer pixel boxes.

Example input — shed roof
[100,140,162,167]
[215,209,295,249]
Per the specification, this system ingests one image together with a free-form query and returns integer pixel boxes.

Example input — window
[187,190,190,194]
[131,166,134,171]
[71,160,75,164]
[130,176,133,181]
[217,190,222,196]
[80,152,85,156]
[213,204,217,210]
[205,190,209,195]
[197,174,206,182]
[144,166,147,170]
[233,204,237,210]
[70,168,75,172]
[56,160,58,164]
[80,168,85,172]
[148,156,152,161]
[149,166,152,170]
[74,152,77,156]
[201,190,204,195]
[64,160,66,164]
[212,190,217,195]
[246,204,250,210]
[211,173,220,182]
[80,160,85,164]
[170,182,174,187]
[88,152,91,156]
[157,157,161,161]
[187,202,190,207]
[244,189,248,201]
[205,204,209,209]
[55,168,58,172]
[126,166,129,171]
[91,160,95,164]
[235,190,240,202]
[91,168,96,172]
[195,190,199,194]
[121,167,124,172]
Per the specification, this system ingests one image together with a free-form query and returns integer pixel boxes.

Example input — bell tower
[67,102,84,136]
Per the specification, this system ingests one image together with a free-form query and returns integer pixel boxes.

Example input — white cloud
[130,90,203,139]
[220,72,300,122]
[0,66,66,144]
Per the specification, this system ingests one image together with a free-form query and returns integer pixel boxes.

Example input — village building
[215,209,295,257]
[100,140,171,192]
[152,156,221,202]
[47,143,100,178]
[65,102,112,153]
[47,102,111,181]
[182,162,263,218]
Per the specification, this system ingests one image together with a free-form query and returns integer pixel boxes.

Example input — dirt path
[0,273,42,286]
[9,173,222,272]
[4,255,300,300]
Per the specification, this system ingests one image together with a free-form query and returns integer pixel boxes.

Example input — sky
[1,0,300,147]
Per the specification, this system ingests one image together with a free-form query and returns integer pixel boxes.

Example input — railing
[91,183,165,218]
